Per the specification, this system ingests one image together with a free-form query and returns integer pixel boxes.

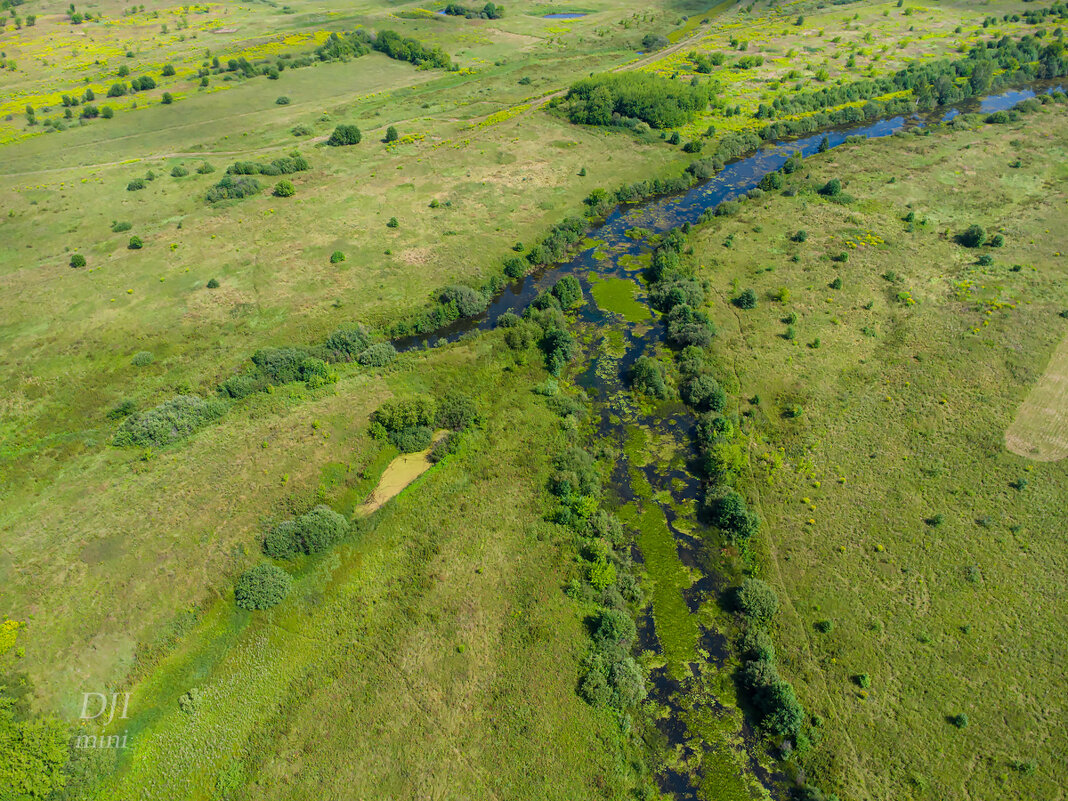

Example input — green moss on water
[617,500,698,678]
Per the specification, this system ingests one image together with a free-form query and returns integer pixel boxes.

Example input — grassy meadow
[685,105,1068,800]
[2,0,1068,798]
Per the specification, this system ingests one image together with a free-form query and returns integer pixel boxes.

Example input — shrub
[329,250,345,264]
[206,278,220,289]
[441,285,488,317]
[736,578,779,623]
[666,304,716,347]
[593,608,636,646]
[829,277,842,290]
[170,165,188,177]
[854,673,871,689]
[386,216,399,228]
[706,487,759,540]
[541,327,576,376]
[162,64,176,77]
[217,373,266,399]
[503,256,527,279]
[327,124,362,146]
[206,175,261,203]
[106,399,137,420]
[263,520,299,559]
[292,124,312,137]
[549,447,601,498]
[814,619,834,633]
[384,125,398,143]
[111,221,132,233]
[681,375,725,412]
[273,179,295,197]
[275,96,290,105]
[128,235,143,249]
[234,564,291,610]
[565,71,712,129]
[356,342,397,367]
[957,224,987,248]
[161,92,174,105]
[734,288,758,309]
[196,162,216,174]
[792,230,808,243]
[373,397,437,432]
[69,253,87,268]
[818,178,842,197]
[949,713,969,729]
[436,391,478,430]
[113,395,227,447]
[641,33,669,51]
[977,254,993,266]
[989,233,1004,247]
[629,356,669,399]
[295,505,349,554]
[552,275,583,308]
[323,324,370,360]
[428,430,462,463]
[390,425,433,453]
[127,179,146,191]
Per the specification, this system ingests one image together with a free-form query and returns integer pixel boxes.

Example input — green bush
[734,288,758,309]
[989,233,1004,247]
[106,399,137,420]
[128,235,143,249]
[327,124,362,146]
[234,564,291,610]
[206,278,220,288]
[263,520,299,559]
[957,224,987,248]
[436,391,479,430]
[666,304,716,347]
[206,175,261,203]
[329,250,345,264]
[273,179,295,197]
[681,374,725,412]
[428,430,461,463]
[372,396,437,432]
[131,350,154,366]
[113,395,227,447]
[275,96,290,105]
[736,578,779,623]
[356,342,397,367]
[949,713,969,729]
[818,178,842,198]
[323,323,370,360]
[386,216,399,228]
[390,425,434,453]
[441,285,488,317]
[814,618,834,633]
[629,356,669,399]
[196,162,215,174]
[161,92,174,105]
[566,71,711,129]
[126,178,145,191]
[706,486,760,541]
[111,221,132,233]
[551,275,583,308]
[592,608,636,646]
[295,505,349,554]
[170,165,188,177]
[217,373,267,400]
[69,253,87,268]
[384,125,398,143]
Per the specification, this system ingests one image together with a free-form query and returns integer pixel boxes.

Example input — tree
[818,178,842,197]
[161,92,174,105]
[234,564,291,610]
[0,697,70,800]
[69,253,86,268]
[327,124,362,146]
[681,375,725,412]
[384,125,399,143]
[641,33,668,51]
[128,236,143,249]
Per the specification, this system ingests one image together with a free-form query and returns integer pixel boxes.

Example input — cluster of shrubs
[736,579,808,740]
[113,394,227,447]
[316,28,455,70]
[206,175,262,203]
[645,229,717,348]
[234,563,292,610]
[226,153,308,176]
[543,443,646,710]
[263,505,351,559]
[628,355,669,399]
[387,275,504,338]
[565,72,713,129]
[369,391,479,454]
[496,277,581,376]
[442,2,503,18]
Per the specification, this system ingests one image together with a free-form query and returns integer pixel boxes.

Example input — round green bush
[957,224,987,248]
[327,124,362,146]
[737,578,779,623]
[234,563,291,610]
[295,505,349,554]
[389,425,434,454]
[734,288,758,309]
[263,520,299,559]
[329,250,345,264]
[275,96,290,105]
[131,350,154,366]
[128,235,143,249]
[170,165,188,177]
[69,253,86,268]
[206,278,220,288]
[273,179,295,197]
[113,394,227,447]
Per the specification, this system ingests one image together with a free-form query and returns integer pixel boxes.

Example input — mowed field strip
[1006,329,1068,461]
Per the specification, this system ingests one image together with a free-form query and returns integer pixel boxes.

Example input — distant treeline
[315,29,455,70]
[442,2,504,19]
[565,72,713,129]
[756,30,1068,139]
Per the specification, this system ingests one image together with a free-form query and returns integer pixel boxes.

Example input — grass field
[3,0,1068,798]
[684,105,1068,800]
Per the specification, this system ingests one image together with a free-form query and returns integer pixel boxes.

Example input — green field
[2,0,1067,798]
[684,107,1068,799]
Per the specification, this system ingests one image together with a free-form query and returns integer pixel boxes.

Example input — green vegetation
[234,564,292,610]
[566,72,712,129]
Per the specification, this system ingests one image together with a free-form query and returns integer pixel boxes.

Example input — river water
[394,81,1061,798]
